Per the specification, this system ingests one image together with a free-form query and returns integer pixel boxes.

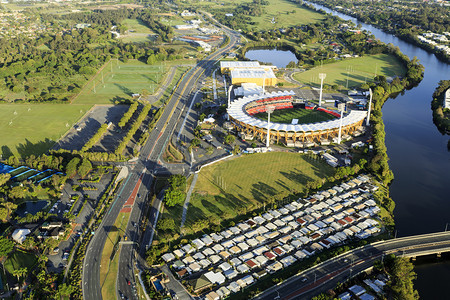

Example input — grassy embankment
[293,54,406,89]
[100,212,131,300]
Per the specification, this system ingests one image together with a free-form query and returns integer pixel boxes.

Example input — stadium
[227,90,367,146]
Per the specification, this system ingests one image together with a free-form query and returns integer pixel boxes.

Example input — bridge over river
[255,231,450,300]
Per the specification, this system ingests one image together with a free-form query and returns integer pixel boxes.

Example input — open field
[100,212,130,300]
[186,152,335,229]
[293,54,406,89]
[250,0,324,30]
[4,250,37,274]
[254,108,336,124]
[120,18,156,43]
[0,103,91,158]
[73,59,166,105]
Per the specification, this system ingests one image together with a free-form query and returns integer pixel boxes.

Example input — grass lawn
[4,250,37,275]
[293,54,406,89]
[254,108,336,124]
[186,152,335,230]
[250,0,324,30]
[120,18,156,43]
[73,59,167,105]
[100,212,130,300]
[0,103,91,158]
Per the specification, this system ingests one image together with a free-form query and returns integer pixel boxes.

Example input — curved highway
[82,22,240,300]
[254,231,450,300]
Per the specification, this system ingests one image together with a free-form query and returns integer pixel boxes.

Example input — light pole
[366,88,373,126]
[227,85,233,121]
[266,105,275,148]
[337,103,345,144]
[445,223,449,232]
[318,73,326,107]
[262,74,266,95]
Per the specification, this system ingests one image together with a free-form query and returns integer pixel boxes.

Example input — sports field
[186,152,334,230]
[73,59,166,105]
[293,54,406,89]
[120,18,156,43]
[0,104,91,158]
[254,108,336,124]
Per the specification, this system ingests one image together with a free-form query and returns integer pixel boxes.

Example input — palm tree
[12,267,27,283]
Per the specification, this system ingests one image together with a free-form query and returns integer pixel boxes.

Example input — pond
[245,48,298,68]
[16,200,49,217]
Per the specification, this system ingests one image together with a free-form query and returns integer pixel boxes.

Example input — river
[304,2,450,297]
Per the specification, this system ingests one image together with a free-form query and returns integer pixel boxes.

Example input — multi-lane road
[255,231,450,300]
[82,23,240,300]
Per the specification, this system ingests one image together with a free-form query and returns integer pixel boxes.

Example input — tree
[0,173,10,186]
[389,256,419,300]
[66,157,80,178]
[164,189,184,207]
[225,134,236,145]
[158,218,176,232]
[77,159,92,179]
[57,283,74,297]
[0,237,14,257]
[168,174,186,191]
[12,267,27,283]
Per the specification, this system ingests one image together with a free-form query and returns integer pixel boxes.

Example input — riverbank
[304,0,450,64]
[300,1,450,298]
[431,80,450,135]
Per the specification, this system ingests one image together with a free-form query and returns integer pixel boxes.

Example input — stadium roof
[230,68,276,79]
[220,61,261,69]
[228,91,367,132]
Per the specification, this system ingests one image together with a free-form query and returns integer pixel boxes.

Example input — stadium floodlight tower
[318,73,326,107]
[337,102,345,144]
[262,74,266,95]
[227,85,233,120]
[366,88,373,126]
[266,105,275,148]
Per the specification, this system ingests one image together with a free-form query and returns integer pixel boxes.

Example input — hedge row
[81,123,108,152]
[119,101,139,128]
[115,104,152,155]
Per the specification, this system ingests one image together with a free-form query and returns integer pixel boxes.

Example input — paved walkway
[180,172,199,228]
[144,66,177,104]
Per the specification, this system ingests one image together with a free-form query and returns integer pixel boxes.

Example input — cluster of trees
[118,101,139,128]
[239,15,404,70]
[164,174,187,207]
[213,0,269,31]
[115,104,151,155]
[81,123,109,152]
[0,8,185,103]
[65,157,93,179]
[431,80,450,134]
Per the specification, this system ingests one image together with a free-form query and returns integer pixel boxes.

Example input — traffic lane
[83,171,139,300]
[258,236,450,300]
[117,31,240,298]
[117,173,151,298]
[255,246,383,300]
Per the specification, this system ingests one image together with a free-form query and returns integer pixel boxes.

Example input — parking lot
[53,105,129,152]
[47,167,116,272]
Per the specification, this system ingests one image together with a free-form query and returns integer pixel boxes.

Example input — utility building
[220,61,277,87]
